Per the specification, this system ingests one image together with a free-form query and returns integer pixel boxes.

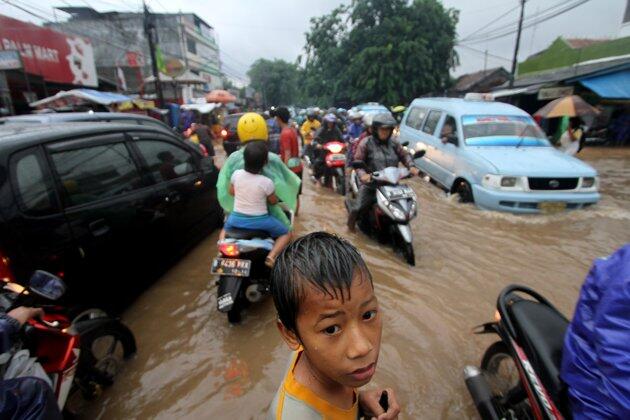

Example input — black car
[0,122,222,308]
[0,112,171,130]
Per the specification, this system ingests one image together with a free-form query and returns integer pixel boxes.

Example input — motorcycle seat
[225,228,271,240]
[509,299,569,402]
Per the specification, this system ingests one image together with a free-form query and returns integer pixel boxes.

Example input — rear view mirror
[401,141,409,147]
[29,271,66,300]
[413,150,426,159]
[351,160,367,170]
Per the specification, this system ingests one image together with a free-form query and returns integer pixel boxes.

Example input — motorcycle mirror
[28,271,66,300]
[412,150,426,159]
[351,160,367,170]
[401,141,409,147]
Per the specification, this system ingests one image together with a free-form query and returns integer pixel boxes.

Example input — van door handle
[88,219,110,237]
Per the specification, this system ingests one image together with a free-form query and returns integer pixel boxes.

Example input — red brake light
[219,243,239,257]
[221,129,228,137]
[0,252,15,283]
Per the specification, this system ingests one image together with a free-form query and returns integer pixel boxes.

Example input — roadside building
[451,67,509,96]
[48,7,223,102]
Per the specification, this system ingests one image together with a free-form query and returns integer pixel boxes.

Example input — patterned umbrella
[534,95,599,118]
[205,89,237,104]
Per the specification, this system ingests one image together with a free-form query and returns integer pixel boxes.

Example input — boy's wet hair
[244,141,268,174]
[271,232,373,335]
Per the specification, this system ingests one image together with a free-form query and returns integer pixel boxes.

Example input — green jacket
[216,149,301,228]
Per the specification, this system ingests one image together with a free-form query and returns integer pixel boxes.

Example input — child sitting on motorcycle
[268,232,401,419]
[223,140,292,267]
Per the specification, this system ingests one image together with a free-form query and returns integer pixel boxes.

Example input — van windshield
[462,115,549,147]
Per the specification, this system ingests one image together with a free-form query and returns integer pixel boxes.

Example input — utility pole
[509,0,526,88]
[483,49,488,73]
[143,0,164,107]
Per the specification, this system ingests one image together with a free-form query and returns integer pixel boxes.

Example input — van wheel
[456,180,474,203]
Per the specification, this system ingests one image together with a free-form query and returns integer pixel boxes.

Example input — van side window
[11,148,58,215]
[51,143,142,207]
[405,107,428,130]
[441,115,459,146]
[135,140,196,182]
[422,110,442,135]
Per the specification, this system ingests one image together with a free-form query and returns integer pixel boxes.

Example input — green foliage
[299,0,459,106]
[247,58,300,107]
[518,36,630,75]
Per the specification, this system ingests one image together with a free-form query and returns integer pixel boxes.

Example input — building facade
[47,7,223,101]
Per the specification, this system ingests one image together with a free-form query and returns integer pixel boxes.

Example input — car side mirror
[29,271,66,300]
[401,141,409,147]
[351,160,367,170]
[412,150,426,159]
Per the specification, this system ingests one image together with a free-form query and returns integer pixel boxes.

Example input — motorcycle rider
[347,111,364,140]
[312,113,344,181]
[300,108,321,160]
[347,113,419,232]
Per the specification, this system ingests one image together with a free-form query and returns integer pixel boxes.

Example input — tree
[300,0,459,106]
[247,59,299,107]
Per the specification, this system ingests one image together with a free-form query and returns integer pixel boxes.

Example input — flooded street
[85,148,629,419]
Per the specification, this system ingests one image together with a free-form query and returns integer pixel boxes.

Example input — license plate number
[331,153,346,161]
[539,202,567,214]
[211,258,251,277]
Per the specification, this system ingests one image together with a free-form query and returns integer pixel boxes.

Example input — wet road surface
[85,147,630,419]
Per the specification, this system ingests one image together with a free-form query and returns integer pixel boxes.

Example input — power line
[455,44,513,63]
[460,3,521,42]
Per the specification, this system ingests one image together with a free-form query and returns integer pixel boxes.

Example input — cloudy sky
[1,0,628,84]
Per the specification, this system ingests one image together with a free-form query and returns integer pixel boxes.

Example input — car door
[432,114,461,188]
[420,109,448,185]
[129,132,219,248]
[2,146,76,283]
[46,133,161,300]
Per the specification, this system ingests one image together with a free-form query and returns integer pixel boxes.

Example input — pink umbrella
[206,89,237,104]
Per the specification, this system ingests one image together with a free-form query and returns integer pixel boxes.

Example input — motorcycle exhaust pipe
[245,284,268,303]
[463,366,501,420]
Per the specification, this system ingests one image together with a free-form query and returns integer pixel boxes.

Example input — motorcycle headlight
[389,204,406,221]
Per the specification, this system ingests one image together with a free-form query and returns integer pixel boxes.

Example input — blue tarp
[579,70,630,99]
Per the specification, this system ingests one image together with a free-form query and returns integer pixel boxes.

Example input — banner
[0,14,98,87]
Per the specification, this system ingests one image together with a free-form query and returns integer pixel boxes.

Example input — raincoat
[561,244,630,419]
[217,148,301,228]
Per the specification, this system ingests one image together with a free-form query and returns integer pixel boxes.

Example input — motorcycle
[347,150,425,266]
[304,140,347,195]
[464,284,570,420]
[0,271,136,414]
[212,208,294,324]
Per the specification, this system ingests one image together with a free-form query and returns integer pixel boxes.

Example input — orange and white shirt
[268,350,359,420]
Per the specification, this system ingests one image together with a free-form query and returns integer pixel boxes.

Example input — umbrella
[534,95,599,118]
[206,89,236,103]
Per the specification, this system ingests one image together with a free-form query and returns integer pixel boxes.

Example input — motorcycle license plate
[539,202,567,214]
[330,153,346,161]
[211,258,251,277]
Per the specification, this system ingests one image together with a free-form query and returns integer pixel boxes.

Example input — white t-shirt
[231,169,275,216]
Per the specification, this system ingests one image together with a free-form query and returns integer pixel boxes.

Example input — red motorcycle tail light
[221,129,228,137]
[219,243,239,257]
[0,252,15,283]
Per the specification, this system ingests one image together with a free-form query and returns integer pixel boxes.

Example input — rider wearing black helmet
[347,113,419,231]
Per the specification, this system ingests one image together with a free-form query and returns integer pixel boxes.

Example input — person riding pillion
[347,113,419,231]
[217,112,301,232]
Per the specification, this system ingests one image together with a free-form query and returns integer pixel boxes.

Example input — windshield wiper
[515,125,530,149]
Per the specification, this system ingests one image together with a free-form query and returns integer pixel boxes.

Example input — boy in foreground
[269,232,400,419]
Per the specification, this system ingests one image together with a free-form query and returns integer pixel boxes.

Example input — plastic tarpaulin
[217,148,301,228]
[579,70,630,99]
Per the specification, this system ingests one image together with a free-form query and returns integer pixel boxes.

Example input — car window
[461,115,549,146]
[135,140,196,182]
[11,148,58,215]
[405,107,428,130]
[440,115,459,146]
[422,110,442,135]
[51,143,142,208]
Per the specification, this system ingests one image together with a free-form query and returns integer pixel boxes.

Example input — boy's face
[279,274,382,388]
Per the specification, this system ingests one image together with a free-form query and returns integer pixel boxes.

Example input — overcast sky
[1,0,628,85]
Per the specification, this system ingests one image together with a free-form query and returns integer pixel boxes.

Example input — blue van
[399,98,600,213]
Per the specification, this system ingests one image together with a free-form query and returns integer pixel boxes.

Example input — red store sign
[0,14,98,87]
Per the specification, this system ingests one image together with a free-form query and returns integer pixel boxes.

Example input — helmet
[371,113,397,140]
[337,107,347,116]
[327,107,337,115]
[349,110,363,120]
[391,105,406,114]
[237,112,268,143]
[362,113,374,127]
[306,107,316,118]
[323,113,337,124]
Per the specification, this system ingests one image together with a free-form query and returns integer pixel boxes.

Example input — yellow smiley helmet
[237,112,268,143]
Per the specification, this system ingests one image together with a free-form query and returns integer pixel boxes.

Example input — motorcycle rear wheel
[481,342,524,406]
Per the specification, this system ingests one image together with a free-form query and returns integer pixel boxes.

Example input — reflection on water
[85,148,630,419]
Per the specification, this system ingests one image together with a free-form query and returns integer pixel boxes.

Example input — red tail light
[221,129,228,138]
[219,243,239,257]
[0,251,15,283]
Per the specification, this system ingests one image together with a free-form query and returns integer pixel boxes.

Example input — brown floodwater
[84,148,629,419]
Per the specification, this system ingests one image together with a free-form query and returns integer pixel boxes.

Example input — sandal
[265,255,276,268]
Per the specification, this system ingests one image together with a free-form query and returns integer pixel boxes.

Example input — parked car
[399,97,600,213]
[0,122,222,308]
[221,112,244,156]
[0,111,171,130]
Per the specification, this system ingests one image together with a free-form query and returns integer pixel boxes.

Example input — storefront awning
[579,70,630,99]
